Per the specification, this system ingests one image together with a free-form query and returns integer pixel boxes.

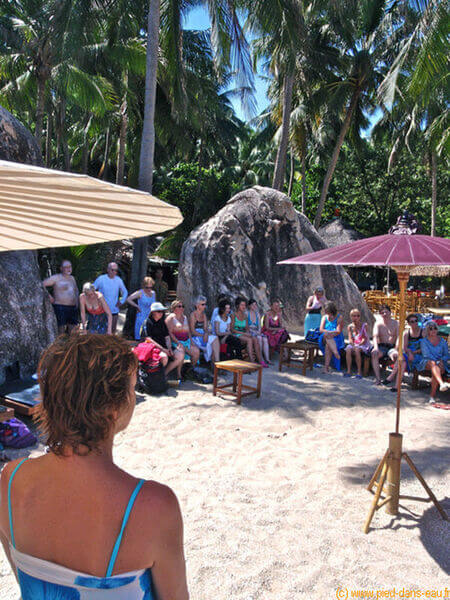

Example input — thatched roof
[410,265,450,277]
[318,218,364,248]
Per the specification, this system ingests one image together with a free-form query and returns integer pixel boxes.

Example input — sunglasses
[144,286,153,289]
[427,326,437,330]
[176,304,184,308]
[408,319,418,323]
[199,303,206,306]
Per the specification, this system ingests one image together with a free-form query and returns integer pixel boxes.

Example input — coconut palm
[312,0,395,228]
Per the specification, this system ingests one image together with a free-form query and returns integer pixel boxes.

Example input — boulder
[318,218,363,247]
[177,186,371,331]
[0,106,56,384]
[0,105,42,165]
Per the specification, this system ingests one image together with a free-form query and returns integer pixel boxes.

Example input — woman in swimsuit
[79,282,112,335]
[166,299,200,368]
[0,334,188,599]
[231,297,265,365]
[383,313,423,390]
[319,301,345,373]
[344,308,372,378]
[189,296,220,363]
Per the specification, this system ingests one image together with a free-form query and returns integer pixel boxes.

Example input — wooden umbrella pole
[393,268,410,434]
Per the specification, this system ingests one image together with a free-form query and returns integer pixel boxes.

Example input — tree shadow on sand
[339,444,450,485]
[175,366,444,423]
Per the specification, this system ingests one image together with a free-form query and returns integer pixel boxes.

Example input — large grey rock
[0,252,57,384]
[0,106,56,384]
[318,218,363,247]
[0,105,42,165]
[177,187,371,331]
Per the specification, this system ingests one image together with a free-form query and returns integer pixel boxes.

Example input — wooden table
[278,340,318,375]
[213,360,262,404]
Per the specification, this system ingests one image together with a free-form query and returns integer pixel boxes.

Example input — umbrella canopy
[0,160,182,251]
[279,234,450,267]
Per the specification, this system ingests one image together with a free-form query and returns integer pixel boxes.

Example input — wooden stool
[213,360,262,405]
[278,341,317,376]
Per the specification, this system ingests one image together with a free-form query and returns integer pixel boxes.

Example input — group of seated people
[313,294,449,403]
[138,295,291,381]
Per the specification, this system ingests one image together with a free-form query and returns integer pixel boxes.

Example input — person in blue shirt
[94,262,128,333]
[417,321,450,403]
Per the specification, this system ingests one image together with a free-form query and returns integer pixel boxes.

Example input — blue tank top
[7,458,154,599]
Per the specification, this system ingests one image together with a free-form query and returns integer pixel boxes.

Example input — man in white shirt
[94,262,128,333]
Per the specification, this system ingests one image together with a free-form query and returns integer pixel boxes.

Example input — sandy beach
[1,362,449,599]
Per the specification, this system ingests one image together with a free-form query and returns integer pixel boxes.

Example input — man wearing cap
[142,302,184,379]
[94,262,128,333]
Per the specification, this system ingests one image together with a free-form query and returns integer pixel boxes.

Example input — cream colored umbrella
[0,160,182,251]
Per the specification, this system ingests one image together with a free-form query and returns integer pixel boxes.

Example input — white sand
[1,364,449,599]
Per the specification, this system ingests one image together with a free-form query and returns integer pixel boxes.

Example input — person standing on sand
[94,262,128,334]
[0,334,189,599]
[43,259,79,334]
[371,304,399,385]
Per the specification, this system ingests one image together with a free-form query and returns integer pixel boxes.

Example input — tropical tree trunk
[301,153,306,214]
[272,73,294,191]
[101,127,110,180]
[287,148,294,196]
[116,94,128,185]
[45,112,52,168]
[130,0,161,293]
[35,76,46,151]
[313,86,360,229]
[430,150,437,236]
[59,98,70,171]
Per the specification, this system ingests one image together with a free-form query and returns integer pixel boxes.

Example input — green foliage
[291,136,450,237]
[153,162,236,258]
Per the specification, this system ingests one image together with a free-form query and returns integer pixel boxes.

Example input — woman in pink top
[344,308,372,378]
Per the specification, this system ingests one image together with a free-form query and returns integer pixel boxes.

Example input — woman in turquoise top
[231,296,265,365]
[0,334,189,600]
[416,321,450,403]
[319,301,345,373]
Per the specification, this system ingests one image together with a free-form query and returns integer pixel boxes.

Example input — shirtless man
[371,304,399,385]
[43,260,79,333]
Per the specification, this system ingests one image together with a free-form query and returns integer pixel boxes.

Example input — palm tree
[312,0,394,228]
[0,0,108,150]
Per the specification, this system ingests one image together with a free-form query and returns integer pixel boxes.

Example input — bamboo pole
[385,433,403,515]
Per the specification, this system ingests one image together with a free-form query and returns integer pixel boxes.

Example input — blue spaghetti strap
[7,457,29,549]
[105,479,145,577]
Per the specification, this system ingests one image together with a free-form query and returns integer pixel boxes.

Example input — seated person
[383,313,423,390]
[248,299,270,365]
[319,301,344,373]
[189,295,220,363]
[231,297,266,366]
[213,299,243,359]
[344,308,372,378]
[141,302,184,380]
[262,299,289,351]
[210,293,231,323]
[0,333,188,600]
[166,300,200,368]
[371,305,399,385]
[416,321,450,403]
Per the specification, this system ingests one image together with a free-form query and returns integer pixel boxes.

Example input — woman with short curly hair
[0,333,188,600]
